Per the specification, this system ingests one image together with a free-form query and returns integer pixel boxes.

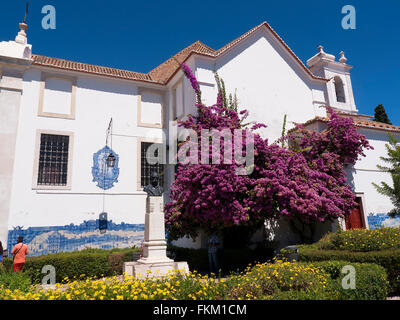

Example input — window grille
[37,134,70,186]
[141,142,164,187]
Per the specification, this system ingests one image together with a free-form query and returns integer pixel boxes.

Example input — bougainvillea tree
[270,112,372,241]
[165,63,372,243]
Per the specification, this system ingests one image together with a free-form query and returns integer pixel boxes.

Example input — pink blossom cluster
[181,63,202,104]
[165,64,372,240]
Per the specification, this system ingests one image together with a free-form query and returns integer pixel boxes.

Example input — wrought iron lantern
[106,152,116,168]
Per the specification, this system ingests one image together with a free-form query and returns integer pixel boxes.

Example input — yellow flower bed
[316,227,400,252]
[225,260,331,300]
[0,260,334,300]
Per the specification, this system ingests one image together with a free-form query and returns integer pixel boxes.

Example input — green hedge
[2,245,273,282]
[313,228,400,252]
[298,247,400,295]
[107,250,141,275]
[224,259,387,300]
[268,261,388,300]
[1,247,140,284]
[310,261,388,300]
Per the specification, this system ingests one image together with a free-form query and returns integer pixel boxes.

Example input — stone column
[137,196,173,263]
[123,196,189,279]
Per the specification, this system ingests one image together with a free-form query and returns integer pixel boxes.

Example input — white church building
[1,21,399,255]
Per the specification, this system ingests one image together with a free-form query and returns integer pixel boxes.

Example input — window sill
[32,185,72,191]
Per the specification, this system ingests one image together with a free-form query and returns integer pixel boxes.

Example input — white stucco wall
[351,129,400,216]
[140,90,163,125]
[323,68,357,113]
[42,78,73,115]
[7,68,165,230]
[194,28,327,142]
[0,67,25,246]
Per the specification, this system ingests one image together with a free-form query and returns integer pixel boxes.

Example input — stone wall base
[123,260,189,279]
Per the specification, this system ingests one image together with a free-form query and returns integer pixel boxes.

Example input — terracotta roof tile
[353,119,400,132]
[31,54,155,83]
[31,22,329,85]
[148,41,215,83]
[298,115,400,133]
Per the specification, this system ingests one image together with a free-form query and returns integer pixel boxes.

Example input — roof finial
[339,51,347,63]
[15,2,29,44]
[318,45,325,54]
[15,22,28,44]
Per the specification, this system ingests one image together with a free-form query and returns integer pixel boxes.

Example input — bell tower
[307,46,357,113]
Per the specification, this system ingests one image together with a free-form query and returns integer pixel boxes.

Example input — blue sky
[1,0,399,123]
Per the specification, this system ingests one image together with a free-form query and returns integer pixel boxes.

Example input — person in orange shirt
[11,236,29,272]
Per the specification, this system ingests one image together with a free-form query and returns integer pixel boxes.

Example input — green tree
[372,133,400,217]
[373,104,392,125]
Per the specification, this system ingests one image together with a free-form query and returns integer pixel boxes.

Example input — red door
[345,198,364,229]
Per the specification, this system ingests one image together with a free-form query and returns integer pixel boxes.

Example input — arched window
[334,76,346,103]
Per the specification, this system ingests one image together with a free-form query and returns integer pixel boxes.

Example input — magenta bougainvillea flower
[181,63,202,104]
[165,63,372,240]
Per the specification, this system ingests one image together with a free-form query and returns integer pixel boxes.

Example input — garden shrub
[0,247,140,284]
[0,271,31,292]
[2,258,13,272]
[314,228,400,252]
[224,260,334,300]
[108,250,141,275]
[108,253,126,275]
[298,247,400,295]
[22,252,110,284]
[0,263,6,274]
[223,259,386,300]
[309,261,388,300]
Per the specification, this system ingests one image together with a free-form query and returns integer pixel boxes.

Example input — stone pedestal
[123,196,189,279]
